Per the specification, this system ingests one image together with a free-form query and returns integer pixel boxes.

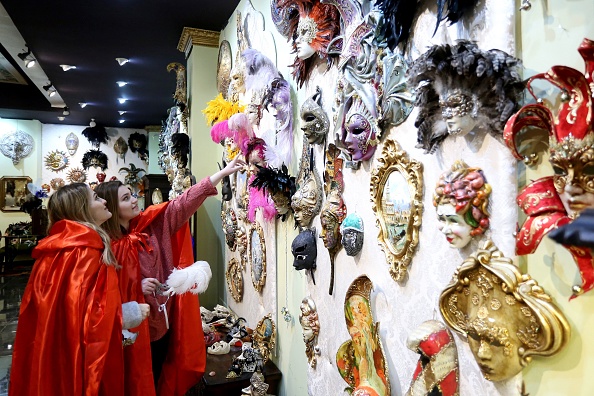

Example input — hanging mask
[292,229,317,271]
[113,136,128,164]
[340,213,364,256]
[300,87,329,145]
[220,161,233,201]
[65,132,79,155]
[222,207,238,251]
[341,95,379,162]
[81,149,108,171]
[291,170,323,229]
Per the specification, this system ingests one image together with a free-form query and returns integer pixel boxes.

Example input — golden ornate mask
[439,240,570,382]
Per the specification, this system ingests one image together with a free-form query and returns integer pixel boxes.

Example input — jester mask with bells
[434,160,491,249]
[300,86,330,145]
[439,241,569,382]
[504,38,594,297]
[409,40,523,154]
[337,275,390,396]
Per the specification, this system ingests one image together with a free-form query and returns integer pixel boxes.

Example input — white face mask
[436,203,473,249]
[207,341,230,355]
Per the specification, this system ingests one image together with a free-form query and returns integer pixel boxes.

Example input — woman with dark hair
[9,183,143,395]
[95,156,243,395]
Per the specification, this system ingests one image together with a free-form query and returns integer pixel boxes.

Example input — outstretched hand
[210,156,246,186]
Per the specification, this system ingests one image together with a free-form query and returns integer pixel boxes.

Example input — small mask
[222,207,238,251]
[320,188,346,250]
[300,87,330,145]
[292,229,318,271]
[65,132,79,155]
[113,136,128,164]
[291,170,323,229]
[341,96,378,162]
[439,90,478,137]
[96,172,106,183]
[340,213,364,256]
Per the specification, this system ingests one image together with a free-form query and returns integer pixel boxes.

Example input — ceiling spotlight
[63,107,70,116]
[43,82,57,97]
[118,111,127,115]
[118,98,127,104]
[89,118,96,127]
[79,102,88,108]
[116,81,128,87]
[58,116,65,121]
[60,64,76,71]
[115,57,129,66]
[119,119,125,124]
[17,47,36,68]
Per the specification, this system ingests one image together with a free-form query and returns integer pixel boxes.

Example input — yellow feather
[202,93,245,125]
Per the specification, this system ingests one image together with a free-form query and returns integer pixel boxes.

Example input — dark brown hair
[95,180,126,240]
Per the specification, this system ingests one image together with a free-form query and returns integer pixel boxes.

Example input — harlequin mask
[300,87,330,145]
[291,170,323,229]
[291,229,317,271]
[340,213,364,256]
[440,241,570,382]
[341,95,379,162]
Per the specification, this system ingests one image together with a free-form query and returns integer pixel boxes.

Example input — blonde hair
[47,183,117,266]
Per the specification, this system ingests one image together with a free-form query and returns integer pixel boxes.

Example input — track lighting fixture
[58,116,65,121]
[79,102,88,108]
[118,98,127,104]
[43,82,57,97]
[118,111,127,115]
[63,107,70,116]
[60,64,77,71]
[17,47,36,68]
[119,119,125,124]
[116,81,128,87]
[115,58,129,66]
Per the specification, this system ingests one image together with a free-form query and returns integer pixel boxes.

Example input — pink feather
[247,182,277,222]
[210,120,232,143]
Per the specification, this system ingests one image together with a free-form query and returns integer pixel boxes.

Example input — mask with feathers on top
[81,149,108,171]
[250,164,296,220]
[81,123,108,148]
[128,132,149,162]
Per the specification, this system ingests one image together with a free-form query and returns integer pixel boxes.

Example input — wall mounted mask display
[253,313,276,364]
[250,164,296,220]
[50,177,65,191]
[340,213,364,257]
[44,149,69,172]
[262,77,295,168]
[405,320,459,396]
[292,137,323,230]
[370,139,423,283]
[271,0,340,87]
[291,228,318,283]
[321,144,347,295]
[226,257,244,303]
[434,160,491,249]
[81,149,108,171]
[65,132,79,155]
[66,167,87,184]
[504,38,594,297]
[439,240,570,382]
[409,40,523,154]
[113,136,128,164]
[300,86,330,145]
[337,275,390,396]
[249,221,267,292]
[211,120,241,163]
[217,40,233,99]
[236,211,249,270]
[299,296,320,368]
[129,131,149,163]
[0,130,34,166]
[81,121,108,149]
[222,206,238,251]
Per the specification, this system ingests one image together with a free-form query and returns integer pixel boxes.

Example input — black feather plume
[171,133,190,168]
[375,0,419,50]
[81,149,108,171]
[81,124,108,147]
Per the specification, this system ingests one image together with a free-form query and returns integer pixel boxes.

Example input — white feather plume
[164,261,212,295]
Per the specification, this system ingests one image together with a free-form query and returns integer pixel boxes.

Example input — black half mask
[292,229,318,271]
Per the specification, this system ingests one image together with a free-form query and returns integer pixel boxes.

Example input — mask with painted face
[300,87,329,145]
[341,96,379,162]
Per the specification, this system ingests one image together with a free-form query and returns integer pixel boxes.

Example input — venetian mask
[299,296,320,368]
[440,241,570,382]
[295,16,318,60]
[291,171,323,229]
[340,213,364,256]
[300,87,329,145]
[207,340,230,355]
[113,136,128,163]
[228,63,246,103]
[222,207,237,251]
[96,172,106,183]
[439,90,478,137]
[224,137,240,163]
[342,96,378,162]
[436,203,473,249]
[291,229,317,271]
[65,132,79,155]
[320,189,346,250]
[241,371,270,396]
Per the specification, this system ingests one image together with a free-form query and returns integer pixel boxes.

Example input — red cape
[9,220,124,396]
[113,203,206,396]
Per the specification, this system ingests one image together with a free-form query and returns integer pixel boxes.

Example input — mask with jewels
[340,95,379,162]
[291,229,317,271]
[291,170,323,229]
[300,87,329,145]
[340,213,364,256]
[440,241,570,382]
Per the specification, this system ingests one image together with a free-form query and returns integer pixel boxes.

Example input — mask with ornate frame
[439,240,570,382]
[226,257,243,303]
[235,210,249,270]
[299,296,320,368]
[370,139,423,283]
[222,206,238,251]
[253,313,276,365]
[337,275,390,396]
[249,221,267,293]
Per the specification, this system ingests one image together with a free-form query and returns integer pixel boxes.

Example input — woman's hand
[139,303,150,321]
[210,156,246,186]
[142,277,161,295]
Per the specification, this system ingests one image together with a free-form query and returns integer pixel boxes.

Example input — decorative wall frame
[370,139,423,283]
[0,130,34,165]
[249,221,267,292]
[1,176,32,212]
[253,313,276,364]
[225,257,243,303]
[44,149,69,172]
[217,40,232,99]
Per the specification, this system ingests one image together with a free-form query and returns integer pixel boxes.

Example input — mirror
[225,258,243,303]
[1,176,32,212]
[249,221,267,292]
[253,313,276,364]
[370,139,423,283]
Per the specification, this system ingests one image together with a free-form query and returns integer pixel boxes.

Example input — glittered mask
[291,170,323,229]
[300,87,329,145]
[295,16,318,60]
[291,229,318,271]
[342,96,378,162]
[340,213,364,256]
[439,90,478,137]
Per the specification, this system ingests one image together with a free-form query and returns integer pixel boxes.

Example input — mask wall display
[439,240,570,382]
[300,87,330,145]
[405,320,459,396]
[217,40,233,99]
[226,257,244,303]
[128,132,148,162]
[113,136,128,164]
[96,172,106,183]
[119,164,146,188]
[81,121,108,149]
[222,206,238,251]
[262,77,294,168]
[292,229,318,283]
[50,177,65,191]
[45,149,69,172]
[66,167,87,184]
[504,38,594,297]
[292,137,323,230]
[370,139,423,283]
[253,314,276,365]
[250,221,267,292]
[81,149,107,171]
[65,132,79,155]
[250,164,296,220]
[337,275,390,396]
[409,40,523,154]
[271,0,340,87]
[242,49,282,128]
[299,296,320,368]
[321,144,347,295]
[434,160,491,249]
[340,213,364,257]
[211,120,241,163]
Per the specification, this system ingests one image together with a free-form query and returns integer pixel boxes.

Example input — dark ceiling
[0,0,240,128]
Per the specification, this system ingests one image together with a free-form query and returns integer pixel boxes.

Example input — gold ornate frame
[1,176,32,212]
[370,139,423,283]
[225,257,243,303]
[253,313,276,364]
[249,221,267,292]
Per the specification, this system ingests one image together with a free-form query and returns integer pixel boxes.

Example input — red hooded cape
[9,220,124,396]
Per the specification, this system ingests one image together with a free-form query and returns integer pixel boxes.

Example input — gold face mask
[291,171,322,229]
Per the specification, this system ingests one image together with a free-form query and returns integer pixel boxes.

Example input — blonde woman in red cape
[96,156,244,395]
[10,183,127,395]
